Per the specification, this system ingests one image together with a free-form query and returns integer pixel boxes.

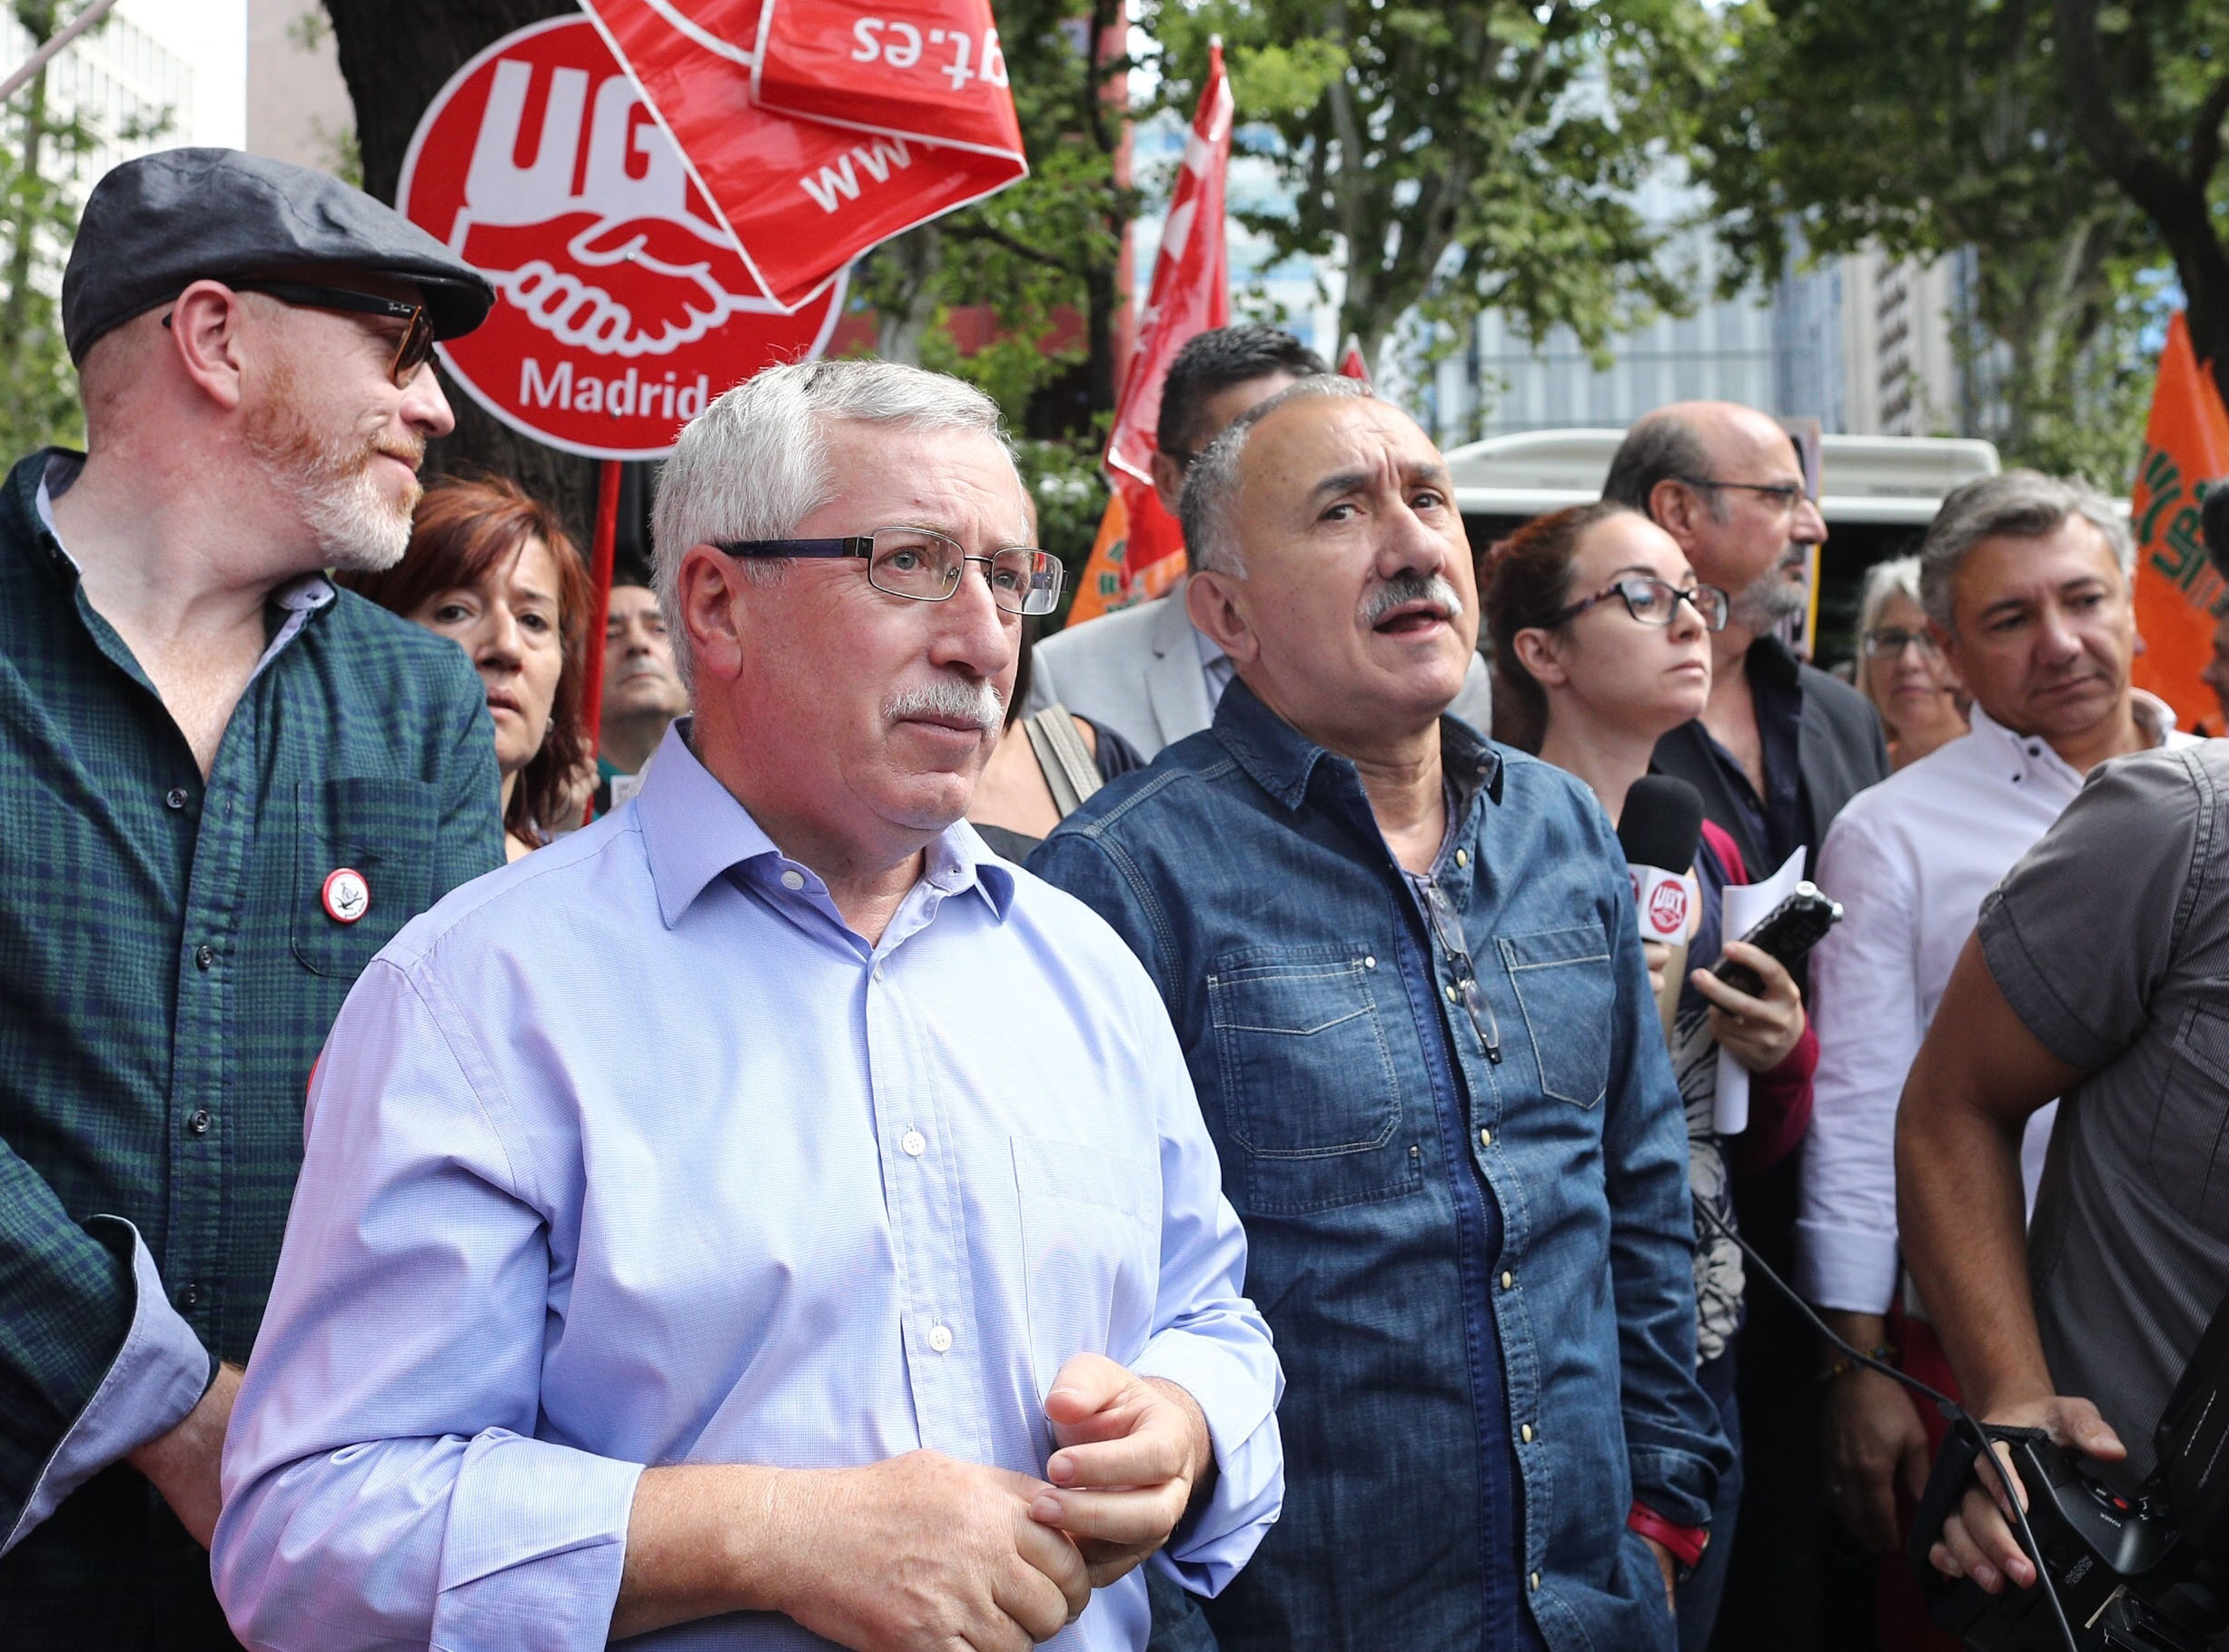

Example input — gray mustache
[885,677,1006,731]
[1360,573,1465,628]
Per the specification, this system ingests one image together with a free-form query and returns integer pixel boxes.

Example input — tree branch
[941,219,1083,274]
[2050,0,2189,223]
[2186,69,2229,193]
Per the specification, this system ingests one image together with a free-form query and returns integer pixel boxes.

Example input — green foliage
[1147,0,1725,370]
[0,1,172,460]
[1686,0,2159,481]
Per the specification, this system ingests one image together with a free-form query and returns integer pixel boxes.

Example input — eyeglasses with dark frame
[713,525,1065,617]
[164,279,438,389]
[1544,576,1730,632]
[1861,627,1942,660]
[1677,475,1816,516]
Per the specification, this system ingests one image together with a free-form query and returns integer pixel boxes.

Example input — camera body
[1911,1295,2229,1650]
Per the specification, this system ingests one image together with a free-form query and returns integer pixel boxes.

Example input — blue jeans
[1679,1350,1743,1652]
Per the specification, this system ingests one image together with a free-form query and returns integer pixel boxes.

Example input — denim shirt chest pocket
[1498,924,1616,1108]
[1205,945,1423,1214]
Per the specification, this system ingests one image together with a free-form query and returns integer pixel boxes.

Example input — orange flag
[2130,312,2229,732]
[1065,42,1233,626]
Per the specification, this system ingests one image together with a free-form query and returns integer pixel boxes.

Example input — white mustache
[1360,573,1466,628]
[885,677,1005,731]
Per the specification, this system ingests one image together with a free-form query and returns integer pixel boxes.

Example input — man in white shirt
[1796,470,2195,1559]
[1028,326,1489,752]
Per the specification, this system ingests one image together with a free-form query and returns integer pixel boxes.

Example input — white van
[1445,428,2002,666]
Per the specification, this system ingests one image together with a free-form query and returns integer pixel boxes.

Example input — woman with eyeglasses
[1857,556,1968,769]
[1484,500,1817,1652]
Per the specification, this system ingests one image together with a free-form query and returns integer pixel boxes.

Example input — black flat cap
[62,147,495,363]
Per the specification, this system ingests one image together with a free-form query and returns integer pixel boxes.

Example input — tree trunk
[322,0,599,544]
[2053,0,2229,374]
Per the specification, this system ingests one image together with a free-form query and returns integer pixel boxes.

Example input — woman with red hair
[341,474,594,860]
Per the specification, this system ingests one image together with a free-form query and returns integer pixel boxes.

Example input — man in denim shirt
[1034,377,1729,1652]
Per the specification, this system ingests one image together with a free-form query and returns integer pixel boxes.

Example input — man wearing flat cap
[0,148,507,1647]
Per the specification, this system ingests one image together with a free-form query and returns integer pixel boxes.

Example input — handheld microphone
[1618,775,1705,945]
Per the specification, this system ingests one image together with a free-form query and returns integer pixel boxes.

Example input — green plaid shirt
[0,450,503,1640]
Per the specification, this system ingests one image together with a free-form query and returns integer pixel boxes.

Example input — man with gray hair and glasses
[1035,376,1726,1652]
[1796,471,2195,1589]
[212,359,1284,1652]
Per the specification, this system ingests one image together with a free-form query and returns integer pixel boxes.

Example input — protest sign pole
[580,460,621,824]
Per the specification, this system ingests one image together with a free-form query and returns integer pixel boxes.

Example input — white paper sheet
[1712,846,1808,1136]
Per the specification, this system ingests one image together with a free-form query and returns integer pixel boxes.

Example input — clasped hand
[777,1353,1209,1652]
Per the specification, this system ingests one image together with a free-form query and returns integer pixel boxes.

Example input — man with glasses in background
[1601,402,1888,1651]
[214,361,1283,1651]
[1035,378,1726,1652]
[1796,471,2195,1646]
[0,150,505,1647]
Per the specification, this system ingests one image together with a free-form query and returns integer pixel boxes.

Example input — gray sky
[119,0,246,148]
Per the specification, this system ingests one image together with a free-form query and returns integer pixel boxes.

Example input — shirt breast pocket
[1011,1136,1159,1400]
[1206,948,1420,1214]
[291,778,441,978]
[2154,1002,2229,1236]
[1500,925,1616,1108]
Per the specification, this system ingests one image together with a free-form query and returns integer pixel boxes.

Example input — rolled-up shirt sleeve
[1798,810,1925,1315]
[212,957,641,1652]
[1127,984,1283,1597]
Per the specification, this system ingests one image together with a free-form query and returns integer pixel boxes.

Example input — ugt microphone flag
[581,0,1026,312]
[1068,41,1234,626]
[2129,312,2229,732]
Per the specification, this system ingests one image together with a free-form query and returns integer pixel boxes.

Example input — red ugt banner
[582,0,1026,312]
[397,15,843,459]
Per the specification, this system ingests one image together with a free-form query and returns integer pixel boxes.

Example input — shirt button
[1521,1423,1535,1443]
[1478,1127,1493,1149]
[164,786,188,811]
[1501,1271,1515,1290]
[1530,1572,1541,1592]
[194,944,214,971]
[1455,848,1469,868]
[873,963,886,983]
[779,868,806,891]
[1445,983,1461,1004]
[186,1109,212,1136]
[927,1324,954,1353]
[178,1281,200,1309]
[901,1129,926,1157]
[1362,955,1377,970]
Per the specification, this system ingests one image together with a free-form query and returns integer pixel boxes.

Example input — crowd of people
[9,143,2229,1652]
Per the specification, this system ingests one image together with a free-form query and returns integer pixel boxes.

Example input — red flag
[1336,333,1370,384]
[2130,312,2229,731]
[1067,41,1234,626]
[581,0,1025,311]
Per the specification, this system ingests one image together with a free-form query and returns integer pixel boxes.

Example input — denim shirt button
[1501,1271,1514,1290]
[1530,1573,1541,1592]
[1521,1423,1534,1443]
[1455,848,1468,868]
[1362,955,1376,969]
[1477,1127,1492,1149]
[1444,983,1461,1004]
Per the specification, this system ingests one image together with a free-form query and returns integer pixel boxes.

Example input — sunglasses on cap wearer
[162,279,438,390]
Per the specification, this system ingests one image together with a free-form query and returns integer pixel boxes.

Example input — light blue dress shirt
[213,723,1283,1651]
